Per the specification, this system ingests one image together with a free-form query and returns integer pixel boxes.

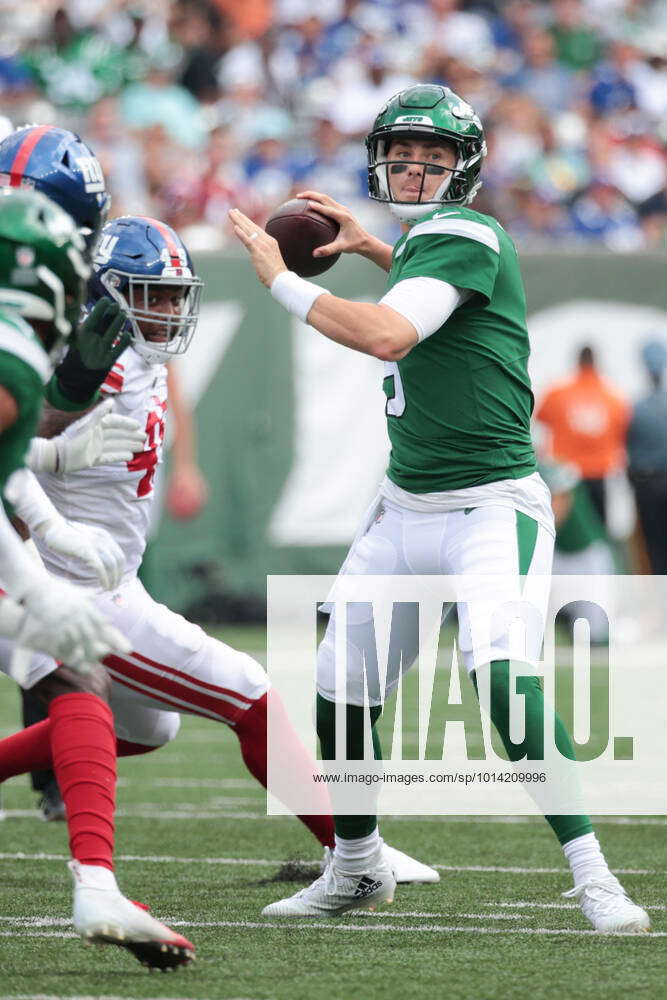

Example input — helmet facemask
[101,270,204,365]
[367,127,486,223]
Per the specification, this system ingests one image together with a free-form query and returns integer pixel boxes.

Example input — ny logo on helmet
[93,233,119,268]
[76,156,105,194]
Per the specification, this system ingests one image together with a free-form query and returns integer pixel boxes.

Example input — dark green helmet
[365,84,486,221]
[0,187,90,358]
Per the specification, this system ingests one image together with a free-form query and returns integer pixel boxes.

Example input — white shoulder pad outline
[399,216,500,256]
[0,317,50,383]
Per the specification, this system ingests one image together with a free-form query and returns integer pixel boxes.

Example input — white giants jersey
[35,346,168,587]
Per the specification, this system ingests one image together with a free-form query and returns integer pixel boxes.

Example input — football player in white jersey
[1,213,437,888]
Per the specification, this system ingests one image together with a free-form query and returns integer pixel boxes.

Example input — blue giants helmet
[0,125,110,251]
[89,216,204,365]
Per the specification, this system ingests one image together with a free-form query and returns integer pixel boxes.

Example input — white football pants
[317,500,554,707]
[0,576,269,747]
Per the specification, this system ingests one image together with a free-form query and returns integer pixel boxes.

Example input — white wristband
[26,436,58,474]
[270,271,330,323]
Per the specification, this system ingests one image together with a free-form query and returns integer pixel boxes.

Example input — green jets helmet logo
[451,101,482,127]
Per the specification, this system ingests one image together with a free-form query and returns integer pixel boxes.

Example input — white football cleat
[263,847,395,918]
[320,844,440,885]
[562,876,651,933]
[70,861,196,969]
[383,844,440,884]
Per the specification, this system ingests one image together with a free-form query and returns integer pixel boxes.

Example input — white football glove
[19,578,131,672]
[38,517,125,591]
[27,398,147,474]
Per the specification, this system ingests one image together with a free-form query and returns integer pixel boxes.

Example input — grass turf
[0,624,664,1000]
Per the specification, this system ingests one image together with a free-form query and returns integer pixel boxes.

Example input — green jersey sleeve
[0,348,44,492]
[394,215,500,303]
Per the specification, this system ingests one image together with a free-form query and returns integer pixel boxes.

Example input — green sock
[475,660,593,846]
[316,693,381,839]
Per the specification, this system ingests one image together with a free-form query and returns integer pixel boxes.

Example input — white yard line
[151,777,257,789]
[491,901,667,912]
[0,911,522,926]
[0,922,663,938]
[0,852,661,875]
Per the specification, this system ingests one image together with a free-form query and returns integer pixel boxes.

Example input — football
[265,198,340,277]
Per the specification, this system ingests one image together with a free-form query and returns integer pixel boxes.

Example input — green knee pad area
[474,660,593,846]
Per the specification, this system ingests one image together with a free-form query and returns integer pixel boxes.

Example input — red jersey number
[128,398,166,498]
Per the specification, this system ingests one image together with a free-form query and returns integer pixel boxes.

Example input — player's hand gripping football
[228,208,287,287]
[295,190,373,259]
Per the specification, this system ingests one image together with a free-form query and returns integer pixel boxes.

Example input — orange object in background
[213,0,272,39]
[536,347,630,478]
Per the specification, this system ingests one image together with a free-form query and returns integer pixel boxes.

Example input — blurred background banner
[143,248,667,614]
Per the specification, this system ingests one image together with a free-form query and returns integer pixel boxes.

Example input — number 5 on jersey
[383,361,406,417]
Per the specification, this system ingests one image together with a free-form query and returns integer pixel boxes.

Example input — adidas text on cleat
[562,877,651,934]
[69,861,196,969]
[263,847,395,918]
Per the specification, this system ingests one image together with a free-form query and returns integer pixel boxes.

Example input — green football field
[0,625,664,1000]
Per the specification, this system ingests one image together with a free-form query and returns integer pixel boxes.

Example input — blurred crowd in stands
[2,0,667,250]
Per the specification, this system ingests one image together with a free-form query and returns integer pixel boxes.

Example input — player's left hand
[166,462,209,520]
[76,298,131,371]
[228,208,287,287]
[38,516,125,591]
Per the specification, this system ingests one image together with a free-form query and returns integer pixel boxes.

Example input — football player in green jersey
[0,188,197,968]
[230,85,650,933]
[0,187,130,665]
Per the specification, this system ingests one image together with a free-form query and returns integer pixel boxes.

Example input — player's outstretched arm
[230,207,417,361]
[295,190,393,272]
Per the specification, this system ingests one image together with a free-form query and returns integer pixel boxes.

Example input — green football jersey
[0,307,50,494]
[383,206,536,492]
